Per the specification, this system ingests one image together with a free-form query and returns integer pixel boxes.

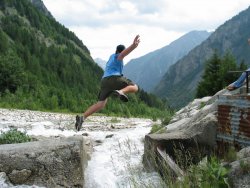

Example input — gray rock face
[228,147,250,188]
[147,92,219,147]
[143,95,218,177]
[0,136,86,188]
[8,169,32,184]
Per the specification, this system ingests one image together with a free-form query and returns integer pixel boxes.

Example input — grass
[240,160,250,174]
[149,124,164,134]
[199,101,206,109]
[223,146,237,162]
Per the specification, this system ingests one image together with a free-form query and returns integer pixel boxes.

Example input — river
[0,109,163,188]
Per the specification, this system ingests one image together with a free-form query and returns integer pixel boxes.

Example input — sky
[42,0,250,63]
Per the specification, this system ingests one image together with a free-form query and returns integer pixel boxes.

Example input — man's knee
[133,84,139,92]
[135,85,139,92]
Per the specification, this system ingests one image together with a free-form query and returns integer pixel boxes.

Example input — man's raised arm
[118,35,140,60]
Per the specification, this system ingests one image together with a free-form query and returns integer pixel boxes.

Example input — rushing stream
[84,121,162,188]
[0,109,163,188]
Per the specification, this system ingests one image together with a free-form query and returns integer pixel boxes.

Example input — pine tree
[196,52,221,98]
[196,51,241,98]
[0,29,8,54]
[0,52,25,93]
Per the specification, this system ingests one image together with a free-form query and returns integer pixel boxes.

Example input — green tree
[0,29,8,54]
[196,52,221,98]
[219,51,237,87]
[196,51,241,98]
[0,52,25,93]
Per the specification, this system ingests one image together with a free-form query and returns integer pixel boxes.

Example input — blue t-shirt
[102,54,123,78]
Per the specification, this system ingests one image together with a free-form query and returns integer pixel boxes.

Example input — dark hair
[116,44,125,54]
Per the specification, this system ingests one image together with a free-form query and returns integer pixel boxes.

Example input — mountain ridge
[123,30,210,92]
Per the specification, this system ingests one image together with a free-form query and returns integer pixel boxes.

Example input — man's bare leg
[120,84,138,94]
[75,99,107,131]
[83,99,108,119]
[114,85,138,102]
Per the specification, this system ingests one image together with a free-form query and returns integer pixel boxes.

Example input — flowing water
[84,121,162,188]
[0,109,163,188]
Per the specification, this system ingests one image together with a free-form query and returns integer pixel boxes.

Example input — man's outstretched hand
[133,35,140,47]
[118,34,140,60]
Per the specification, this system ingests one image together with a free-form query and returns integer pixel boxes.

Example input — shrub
[0,129,32,144]
[240,160,250,174]
[199,157,229,188]
[199,101,206,109]
[224,146,237,162]
[150,124,164,134]
[161,116,171,125]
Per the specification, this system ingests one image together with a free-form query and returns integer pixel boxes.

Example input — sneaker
[75,115,84,131]
[113,90,129,102]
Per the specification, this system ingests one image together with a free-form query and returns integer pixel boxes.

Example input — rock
[237,147,250,159]
[143,95,218,177]
[228,147,250,188]
[0,136,87,187]
[228,157,250,188]
[106,134,114,138]
[95,140,103,144]
[8,169,32,184]
[144,113,217,177]
[83,137,93,160]
[107,124,115,129]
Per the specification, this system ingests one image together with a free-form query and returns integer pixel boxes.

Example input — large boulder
[143,113,218,176]
[143,91,223,176]
[0,136,87,188]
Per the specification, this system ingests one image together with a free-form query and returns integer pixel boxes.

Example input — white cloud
[43,0,250,62]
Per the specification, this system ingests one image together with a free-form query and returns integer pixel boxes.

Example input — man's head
[116,44,125,54]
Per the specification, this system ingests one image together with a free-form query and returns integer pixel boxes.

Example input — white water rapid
[84,120,162,188]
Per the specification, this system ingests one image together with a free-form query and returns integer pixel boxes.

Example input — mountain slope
[123,31,210,92]
[29,0,53,18]
[0,0,103,112]
[154,6,250,109]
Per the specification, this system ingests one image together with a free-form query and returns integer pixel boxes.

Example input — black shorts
[98,76,135,101]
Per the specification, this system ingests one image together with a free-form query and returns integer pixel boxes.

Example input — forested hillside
[0,0,169,118]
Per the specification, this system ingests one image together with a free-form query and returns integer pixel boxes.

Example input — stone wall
[0,136,87,188]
